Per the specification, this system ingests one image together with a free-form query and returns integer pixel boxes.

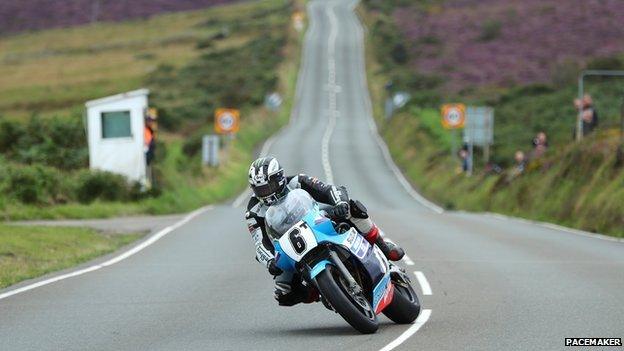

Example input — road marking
[414,271,432,296]
[402,254,415,266]
[480,212,624,243]
[0,206,213,302]
[232,1,317,209]
[321,3,338,184]
[348,0,443,215]
[379,309,432,351]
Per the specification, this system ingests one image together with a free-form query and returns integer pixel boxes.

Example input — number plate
[278,221,318,262]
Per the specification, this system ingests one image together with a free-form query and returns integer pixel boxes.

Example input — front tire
[382,279,421,324]
[316,267,379,334]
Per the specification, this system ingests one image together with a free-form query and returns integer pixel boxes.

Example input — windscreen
[265,189,316,239]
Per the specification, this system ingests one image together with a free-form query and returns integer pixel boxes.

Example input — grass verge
[0,224,142,289]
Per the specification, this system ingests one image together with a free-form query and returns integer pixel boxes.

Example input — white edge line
[414,271,432,296]
[379,309,432,351]
[0,205,213,301]
[350,0,443,215]
[478,212,624,243]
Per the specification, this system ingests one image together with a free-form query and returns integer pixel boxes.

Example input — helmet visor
[252,178,283,199]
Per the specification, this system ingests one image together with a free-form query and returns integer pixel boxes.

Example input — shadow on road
[257,321,397,338]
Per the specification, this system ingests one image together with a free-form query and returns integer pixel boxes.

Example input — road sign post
[202,135,219,167]
[463,106,495,174]
[441,104,466,167]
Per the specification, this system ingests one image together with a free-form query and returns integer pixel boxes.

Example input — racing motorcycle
[265,188,421,334]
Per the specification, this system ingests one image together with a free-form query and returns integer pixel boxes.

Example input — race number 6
[288,223,308,254]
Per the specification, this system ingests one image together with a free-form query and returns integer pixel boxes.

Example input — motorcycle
[265,188,421,334]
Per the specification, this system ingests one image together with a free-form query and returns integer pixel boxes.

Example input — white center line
[321,3,338,184]
[414,271,432,296]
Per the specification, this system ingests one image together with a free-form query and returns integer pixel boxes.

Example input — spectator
[506,150,526,181]
[458,147,470,173]
[144,116,156,166]
[514,150,526,173]
[576,94,599,136]
[531,131,548,159]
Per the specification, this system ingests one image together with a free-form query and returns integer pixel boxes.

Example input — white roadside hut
[85,89,149,184]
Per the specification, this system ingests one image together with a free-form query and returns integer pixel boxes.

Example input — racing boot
[363,224,405,262]
[349,199,405,261]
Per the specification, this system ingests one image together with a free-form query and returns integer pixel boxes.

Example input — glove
[332,201,350,219]
[267,258,283,276]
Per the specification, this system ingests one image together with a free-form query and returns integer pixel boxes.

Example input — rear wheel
[382,275,421,324]
[316,266,378,334]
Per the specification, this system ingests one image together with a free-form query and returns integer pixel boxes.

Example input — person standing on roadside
[576,94,599,136]
[144,115,156,166]
[531,131,548,159]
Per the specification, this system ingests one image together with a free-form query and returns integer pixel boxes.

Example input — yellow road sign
[215,108,240,134]
[441,103,466,129]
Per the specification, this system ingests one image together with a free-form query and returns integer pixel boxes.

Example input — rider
[245,157,405,306]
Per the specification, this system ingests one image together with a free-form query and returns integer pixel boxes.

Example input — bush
[75,170,130,204]
[586,55,624,70]
[478,20,502,42]
[182,132,204,157]
[2,164,65,204]
[0,116,87,170]
[149,34,287,130]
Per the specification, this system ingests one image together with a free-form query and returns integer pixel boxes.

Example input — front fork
[328,250,362,295]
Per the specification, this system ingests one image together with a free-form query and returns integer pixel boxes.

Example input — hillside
[0,0,302,219]
[0,0,240,34]
[394,0,624,93]
[365,0,624,162]
[361,0,624,237]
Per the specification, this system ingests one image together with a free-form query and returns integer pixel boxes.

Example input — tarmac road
[1,0,623,350]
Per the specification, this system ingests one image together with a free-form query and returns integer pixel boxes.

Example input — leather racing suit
[245,174,387,306]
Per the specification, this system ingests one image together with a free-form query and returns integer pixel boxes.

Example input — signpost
[463,106,494,175]
[441,103,466,168]
[214,108,240,134]
[202,135,220,167]
[265,92,283,111]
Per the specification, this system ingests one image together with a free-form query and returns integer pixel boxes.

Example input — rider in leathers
[245,157,405,306]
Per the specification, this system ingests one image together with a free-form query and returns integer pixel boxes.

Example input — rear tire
[316,267,378,334]
[383,281,421,324]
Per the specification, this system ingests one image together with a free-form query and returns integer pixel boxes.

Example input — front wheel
[382,276,421,324]
[316,266,378,334]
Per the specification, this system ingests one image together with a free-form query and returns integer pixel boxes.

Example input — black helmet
[248,157,287,205]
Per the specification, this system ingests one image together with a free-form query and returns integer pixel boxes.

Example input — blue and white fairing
[265,189,393,313]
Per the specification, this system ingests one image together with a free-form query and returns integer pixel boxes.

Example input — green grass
[0,0,294,119]
[0,224,142,288]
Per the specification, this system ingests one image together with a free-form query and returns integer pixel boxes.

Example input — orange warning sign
[214,108,240,134]
[441,104,466,129]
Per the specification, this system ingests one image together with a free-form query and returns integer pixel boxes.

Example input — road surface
[1,0,623,350]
